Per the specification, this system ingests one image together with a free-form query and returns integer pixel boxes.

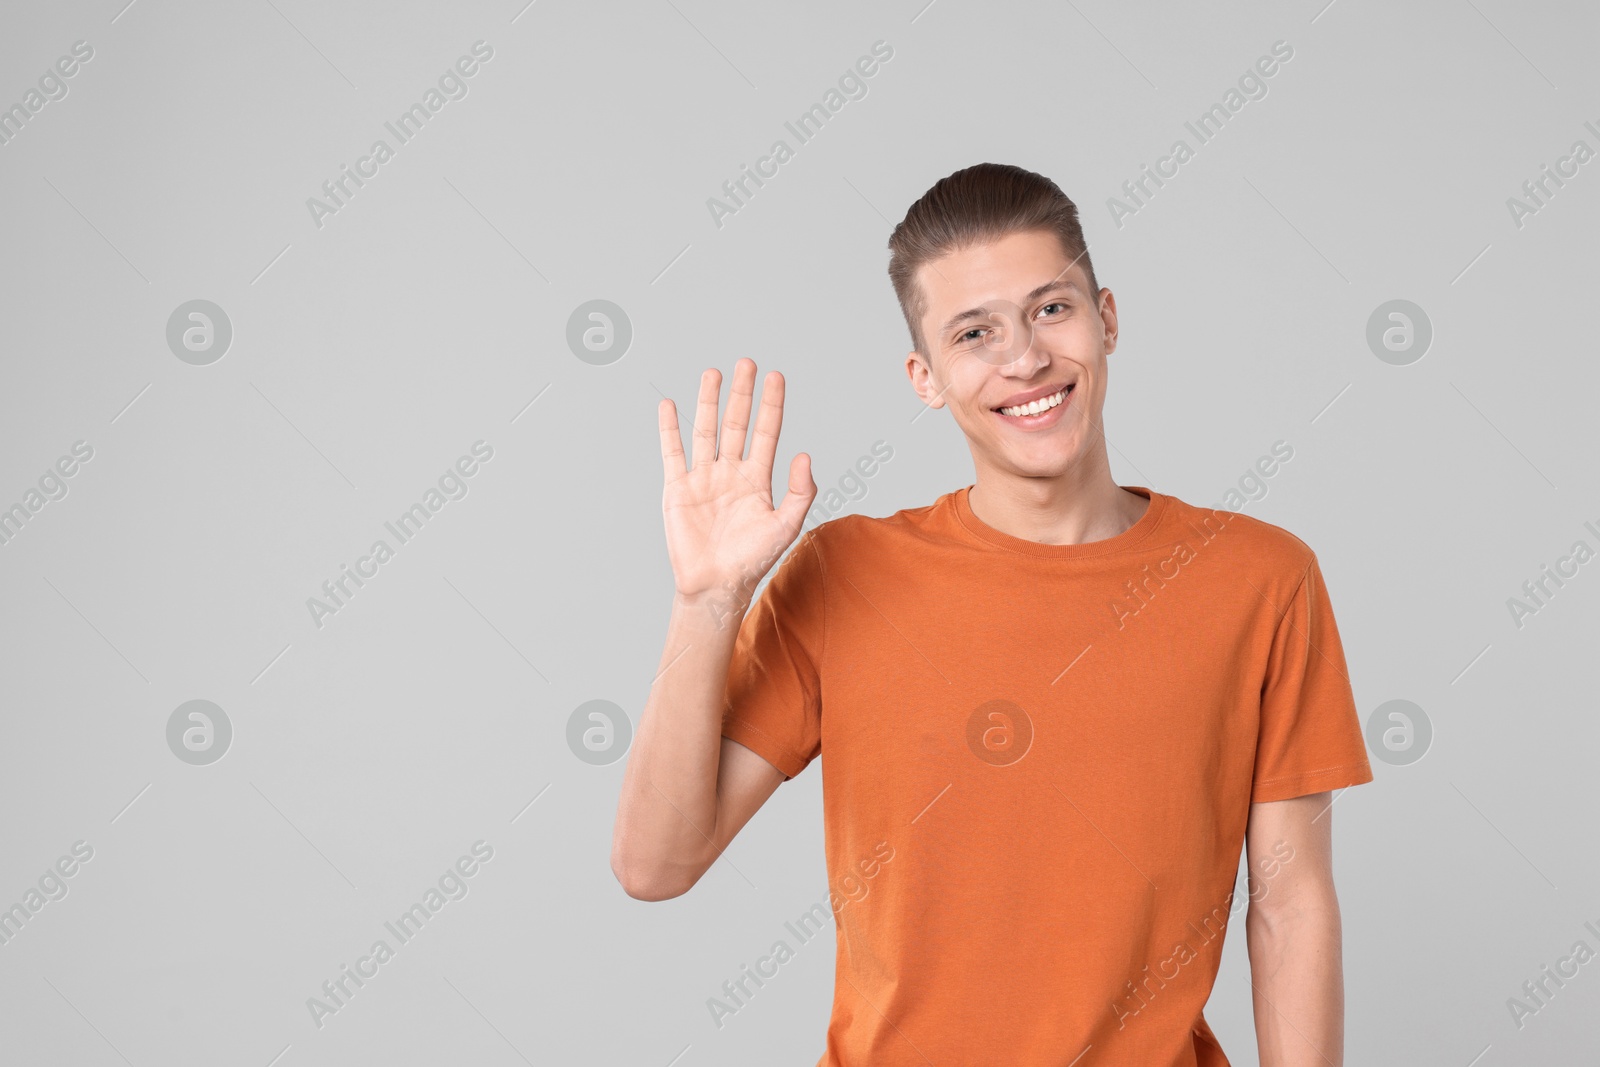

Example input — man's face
[905,228,1117,481]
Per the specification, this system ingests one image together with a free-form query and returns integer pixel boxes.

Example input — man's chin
[994,446,1084,480]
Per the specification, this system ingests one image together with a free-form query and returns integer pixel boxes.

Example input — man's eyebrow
[938,279,1082,336]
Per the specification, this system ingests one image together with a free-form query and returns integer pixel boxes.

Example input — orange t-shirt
[720,484,1374,1066]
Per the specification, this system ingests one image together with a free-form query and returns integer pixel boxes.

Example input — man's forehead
[920,236,1087,294]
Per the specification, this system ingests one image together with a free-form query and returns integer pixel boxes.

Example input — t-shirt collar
[949,483,1168,559]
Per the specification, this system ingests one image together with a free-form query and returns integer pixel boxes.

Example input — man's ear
[905,350,946,409]
[1098,288,1119,355]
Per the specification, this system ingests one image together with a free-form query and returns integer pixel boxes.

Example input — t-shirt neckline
[950,483,1168,559]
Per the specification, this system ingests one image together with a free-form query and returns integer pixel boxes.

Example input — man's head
[888,162,1117,483]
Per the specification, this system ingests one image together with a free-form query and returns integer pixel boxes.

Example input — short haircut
[887,162,1099,359]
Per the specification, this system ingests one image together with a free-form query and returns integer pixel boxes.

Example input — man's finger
[720,358,758,463]
[689,367,721,469]
[658,398,687,482]
[748,370,786,476]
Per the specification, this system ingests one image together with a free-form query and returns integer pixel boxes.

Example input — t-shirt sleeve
[719,528,826,781]
[1251,552,1375,803]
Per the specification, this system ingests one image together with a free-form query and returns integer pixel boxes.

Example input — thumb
[775,452,818,534]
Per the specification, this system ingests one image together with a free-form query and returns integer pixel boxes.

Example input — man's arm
[1244,791,1345,1067]
[610,590,786,901]
[610,359,816,901]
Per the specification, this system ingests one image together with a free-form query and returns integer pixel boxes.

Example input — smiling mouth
[995,384,1073,418]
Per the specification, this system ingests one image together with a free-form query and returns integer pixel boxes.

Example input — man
[612,162,1373,1066]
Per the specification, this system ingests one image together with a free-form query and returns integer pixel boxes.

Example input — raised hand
[657,358,817,607]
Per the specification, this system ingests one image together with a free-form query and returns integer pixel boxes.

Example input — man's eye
[1038,302,1068,318]
[960,327,986,344]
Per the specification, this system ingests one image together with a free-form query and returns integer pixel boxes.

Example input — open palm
[658,359,817,603]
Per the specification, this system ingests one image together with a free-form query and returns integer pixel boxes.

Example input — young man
[612,162,1373,1066]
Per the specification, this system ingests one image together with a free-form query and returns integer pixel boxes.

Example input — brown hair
[887,162,1099,359]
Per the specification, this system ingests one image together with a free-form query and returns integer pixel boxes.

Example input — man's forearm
[611,591,744,897]
[1246,892,1345,1066]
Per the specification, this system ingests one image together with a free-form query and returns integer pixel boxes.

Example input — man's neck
[966,457,1148,547]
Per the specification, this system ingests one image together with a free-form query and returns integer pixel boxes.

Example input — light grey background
[1,0,1596,1063]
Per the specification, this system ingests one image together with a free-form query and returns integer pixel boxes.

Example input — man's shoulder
[1159,491,1319,579]
[802,493,952,551]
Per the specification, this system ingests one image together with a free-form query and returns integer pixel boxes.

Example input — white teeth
[999,387,1068,417]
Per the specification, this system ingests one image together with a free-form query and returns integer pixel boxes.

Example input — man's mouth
[995,383,1074,419]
